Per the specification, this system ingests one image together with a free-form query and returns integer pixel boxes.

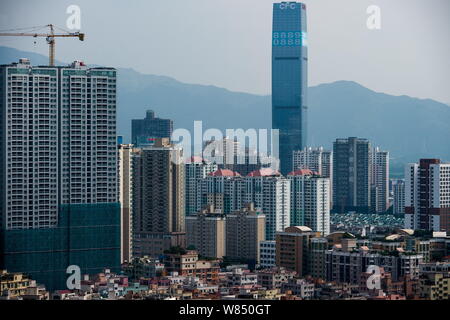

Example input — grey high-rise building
[131,110,173,147]
[405,159,450,232]
[272,2,308,175]
[132,138,186,257]
[371,147,389,213]
[393,179,405,215]
[333,137,371,213]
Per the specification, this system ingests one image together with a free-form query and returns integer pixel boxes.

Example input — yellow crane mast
[0,24,85,66]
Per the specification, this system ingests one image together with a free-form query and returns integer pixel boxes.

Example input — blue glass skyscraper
[272,2,308,175]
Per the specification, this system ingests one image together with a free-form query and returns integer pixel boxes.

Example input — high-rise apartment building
[203,137,240,170]
[333,137,371,213]
[118,144,134,263]
[244,168,291,241]
[185,156,217,216]
[292,147,332,177]
[405,159,450,232]
[132,138,185,256]
[393,179,405,214]
[185,205,226,259]
[272,2,308,175]
[371,147,389,213]
[131,110,173,147]
[0,59,120,291]
[288,169,330,235]
[293,147,333,208]
[226,203,266,265]
[197,168,244,214]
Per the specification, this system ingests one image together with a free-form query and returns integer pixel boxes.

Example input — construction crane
[0,24,84,66]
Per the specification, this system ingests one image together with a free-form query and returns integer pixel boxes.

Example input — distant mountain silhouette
[1,46,449,175]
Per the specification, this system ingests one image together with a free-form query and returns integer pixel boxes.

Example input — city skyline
[1,0,450,305]
[0,0,449,104]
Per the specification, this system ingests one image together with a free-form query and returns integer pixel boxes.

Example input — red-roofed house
[247,168,281,177]
[208,169,241,177]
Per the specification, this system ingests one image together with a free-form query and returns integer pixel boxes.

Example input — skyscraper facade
[272,2,308,175]
[405,159,450,232]
[132,138,186,257]
[333,137,371,213]
[0,59,120,291]
[131,110,173,147]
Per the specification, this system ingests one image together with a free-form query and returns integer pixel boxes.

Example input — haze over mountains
[1,46,449,176]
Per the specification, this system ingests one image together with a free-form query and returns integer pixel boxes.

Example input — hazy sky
[1,0,449,103]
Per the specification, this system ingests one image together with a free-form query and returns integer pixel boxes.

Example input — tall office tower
[185,156,218,216]
[132,138,185,257]
[244,168,290,241]
[198,169,244,214]
[275,226,315,277]
[272,2,308,175]
[185,205,226,259]
[0,59,120,291]
[371,147,389,213]
[393,179,405,214]
[118,144,134,263]
[131,110,173,147]
[333,137,371,213]
[293,146,333,207]
[288,169,330,235]
[226,203,266,266]
[405,159,450,232]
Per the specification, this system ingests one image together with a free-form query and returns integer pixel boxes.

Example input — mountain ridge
[1,46,449,174]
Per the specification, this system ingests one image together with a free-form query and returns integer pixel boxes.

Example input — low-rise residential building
[257,267,296,289]
[419,262,450,300]
[281,278,315,299]
[0,270,46,300]
[122,256,165,280]
[224,268,258,288]
[326,246,423,285]
[162,249,220,284]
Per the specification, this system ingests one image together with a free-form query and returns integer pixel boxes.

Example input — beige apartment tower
[226,203,266,264]
[186,205,226,259]
[118,144,134,263]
